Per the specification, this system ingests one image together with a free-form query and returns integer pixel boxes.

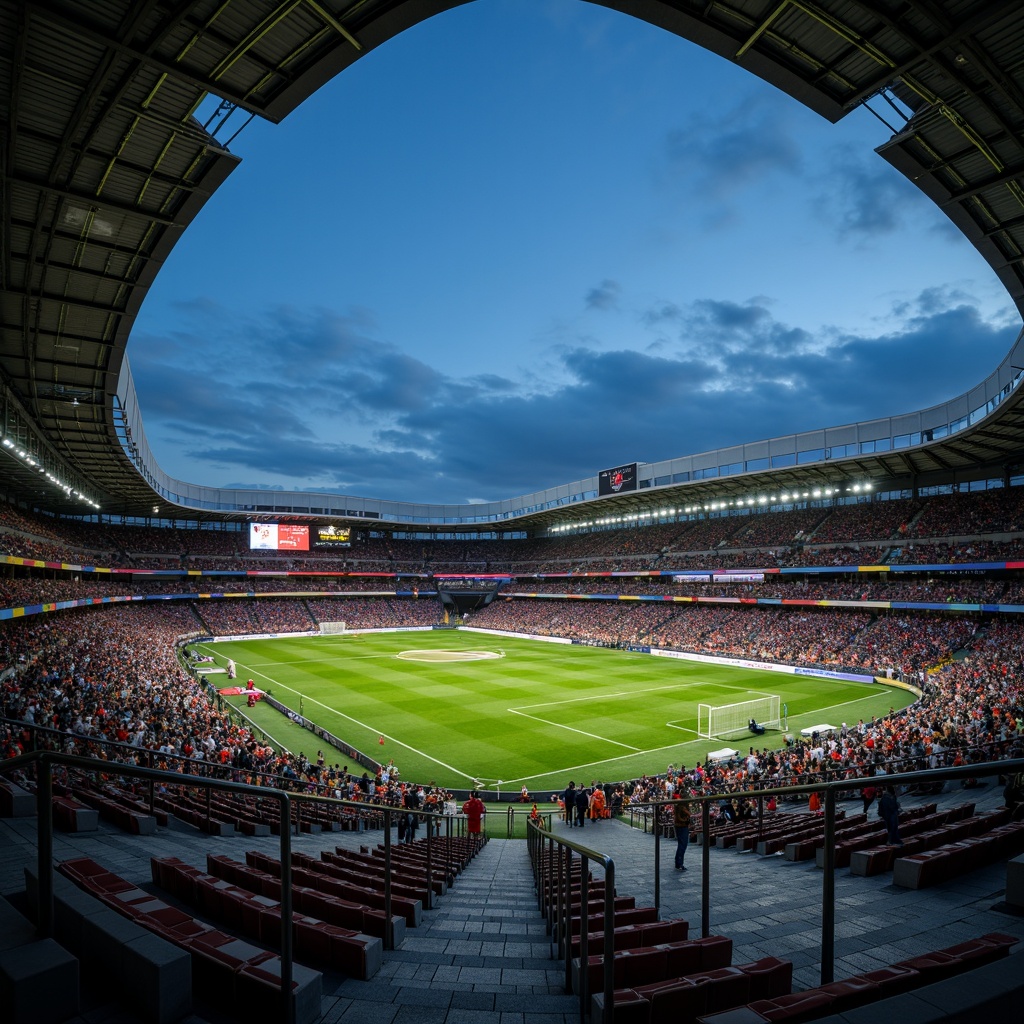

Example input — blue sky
[129,0,1021,506]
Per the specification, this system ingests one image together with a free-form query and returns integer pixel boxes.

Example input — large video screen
[249,523,309,550]
[598,462,638,496]
[314,525,351,548]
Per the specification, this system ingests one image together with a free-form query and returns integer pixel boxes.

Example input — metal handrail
[636,758,1024,982]
[525,756,1022,1024]
[527,817,618,1024]
[2,749,296,1023]
[506,803,555,836]
[0,749,474,1023]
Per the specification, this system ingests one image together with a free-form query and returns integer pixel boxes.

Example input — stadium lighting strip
[1,437,100,510]
[548,483,873,533]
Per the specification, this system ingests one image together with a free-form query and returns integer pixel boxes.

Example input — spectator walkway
[553,779,1024,992]
[1,781,1023,1023]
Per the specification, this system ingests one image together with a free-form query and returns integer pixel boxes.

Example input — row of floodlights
[1,437,101,509]
[548,483,873,532]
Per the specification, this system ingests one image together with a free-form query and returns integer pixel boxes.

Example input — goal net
[320,621,347,634]
[698,696,782,739]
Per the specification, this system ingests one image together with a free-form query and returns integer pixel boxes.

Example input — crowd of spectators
[0,597,1021,815]
[475,599,985,678]
[0,604,450,811]
[3,486,1024,577]
[2,488,1023,812]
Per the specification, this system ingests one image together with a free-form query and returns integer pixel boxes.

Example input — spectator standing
[462,790,485,838]
[575,786,589,828]
[878,786,903,846]
[672,795,691,872]
[562,780,577,825]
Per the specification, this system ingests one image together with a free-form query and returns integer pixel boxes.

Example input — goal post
[698,696,782,739]
[320,621,347,634]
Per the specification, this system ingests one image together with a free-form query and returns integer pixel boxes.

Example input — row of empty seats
[695,932,1019,1023]
[152,855,382,980]
[58,856,322,1024]
[530,833,1019,1024]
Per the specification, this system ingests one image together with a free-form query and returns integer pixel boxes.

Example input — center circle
[396,650,502,662]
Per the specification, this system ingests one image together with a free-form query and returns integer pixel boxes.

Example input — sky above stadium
[129,0,1022,508]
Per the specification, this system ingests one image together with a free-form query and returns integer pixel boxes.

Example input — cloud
[585,279,620,310]
[131,291,1018,505]
[813,145,925,238]
[641,302,682,326]
[661,93,802,206]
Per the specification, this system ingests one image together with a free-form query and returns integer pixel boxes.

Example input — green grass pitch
[200,630,911,793]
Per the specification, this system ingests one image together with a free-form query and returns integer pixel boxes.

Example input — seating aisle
[2,777,1024,1024]
[0,813,581,1024]
[321,837,578,1022]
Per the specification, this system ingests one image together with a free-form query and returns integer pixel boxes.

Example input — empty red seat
[688,966,751,1013]
[856,964,919,995]
[658,939,704,978]
[893,948,960,982]
[644,976,710,1023]
[620,948,669,988]
[738,957,792,1000]
[816,976,878,1011]
[942,931,1018,969]
[749,989,836,1022]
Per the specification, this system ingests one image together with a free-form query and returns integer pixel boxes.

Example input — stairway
[320,838,579,1022]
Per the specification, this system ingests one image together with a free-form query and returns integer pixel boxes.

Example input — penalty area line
[506,709,641,752]
[512,681,705,712]
[494,732,720,789]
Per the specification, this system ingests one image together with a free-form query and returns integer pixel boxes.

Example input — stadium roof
[2,0,1024,531]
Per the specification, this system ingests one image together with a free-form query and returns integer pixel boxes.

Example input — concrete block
[1006,853,1024,909]
[24,863,111,953]
[121,930,193,1024]
[0,937,79,1023]
[0,780,35,817]
[0,896,38,952]
[236,956,323,1024]
[80,907,149,974]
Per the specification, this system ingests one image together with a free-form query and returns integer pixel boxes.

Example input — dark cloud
[813,145,921,237]
[469,373,516,391]
[662,94,802,202]
[585,279,620,310]
[641,302,682,326]
[131,293,1017,504]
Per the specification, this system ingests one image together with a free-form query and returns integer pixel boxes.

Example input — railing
[528,818,617,1024]
[506,803,555,837]
[528,757,1023,1024]
[0,715,382,817]
[0,749,472,1024]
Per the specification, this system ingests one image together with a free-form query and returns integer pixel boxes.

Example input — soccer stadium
[3,2,1024,1023]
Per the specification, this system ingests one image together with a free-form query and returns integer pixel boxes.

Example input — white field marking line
[511,682,705,712]
[506,709,642,752]
[799,691,893,720]
[495,734,722,787]
[202,644,400,667]
[218,659,480,783]
[192,652,294,754]
[664,723,703,735]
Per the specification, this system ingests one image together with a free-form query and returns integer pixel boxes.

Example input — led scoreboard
[598,461,638,496]
[315,525,351,548]
[249,523,309,550]
[248,523,352,549]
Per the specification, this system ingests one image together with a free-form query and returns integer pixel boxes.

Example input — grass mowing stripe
[205,631,909,791]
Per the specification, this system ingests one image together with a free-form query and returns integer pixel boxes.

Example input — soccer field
[201,630,910,792]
